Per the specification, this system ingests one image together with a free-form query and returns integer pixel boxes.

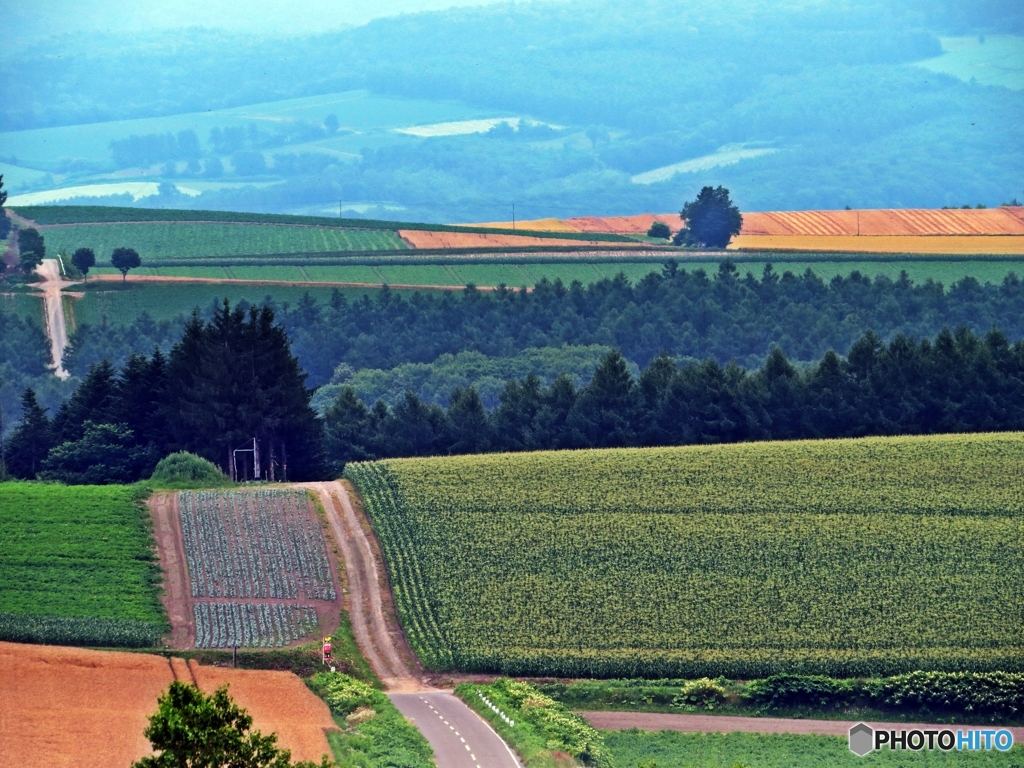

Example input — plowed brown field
[398,229,613,248]
[188,661,335,763]
[741,208,1024,236]
[0,642,336,768]
[728,234,1024,254]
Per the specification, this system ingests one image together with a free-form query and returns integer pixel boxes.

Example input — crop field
[179,489,337,648]
[730,235,1024,254]
[0,484,166,646]
[605,731,1024,768]
[344,433,1024,677]
[42,221,407,259]
[0,291,44,322]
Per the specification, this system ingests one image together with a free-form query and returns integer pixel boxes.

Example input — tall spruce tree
[164,301,321,479]
[6,389,53,479]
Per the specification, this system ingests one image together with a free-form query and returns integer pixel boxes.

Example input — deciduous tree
[72,247,96,281]
[675,186,743,248]
[133,681,333,768]
[111,246,141,281]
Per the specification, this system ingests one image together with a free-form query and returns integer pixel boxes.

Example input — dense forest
[66,263,1024,391]
[10,312,1024,482]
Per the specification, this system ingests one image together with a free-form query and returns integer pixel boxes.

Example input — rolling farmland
[0,484,166,647]
[178,489,337,648]
[344,433,1024,678]
[41,221,408,260]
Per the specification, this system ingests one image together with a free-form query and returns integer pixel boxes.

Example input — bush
[647,221,671,239]
[871,671,1024,717]
[671,678,728,710]
[745,674,856,710]
[149,451,231,488]
[310,672,381,717]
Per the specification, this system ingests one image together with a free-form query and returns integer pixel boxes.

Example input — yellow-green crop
[344,433,1024,677]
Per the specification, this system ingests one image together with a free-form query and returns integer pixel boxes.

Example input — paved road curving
[391,692,522,768]
[300,481,522,768]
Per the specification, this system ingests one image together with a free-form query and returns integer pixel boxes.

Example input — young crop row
[43,222,407,261]
[192,601,318,648]
[179,490,336,602]
[343,433,1024,678]
[0,484,166,638]
[0,612,164,648]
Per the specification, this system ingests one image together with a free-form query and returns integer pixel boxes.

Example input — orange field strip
[741,208,1024,236]
[473,217,580,232]
[0,642,337,767]
[398,229,615,248]
[729,234,1024,254]
[565,213,677,234]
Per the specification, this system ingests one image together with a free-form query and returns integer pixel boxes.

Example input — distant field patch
[0,484,166,646]
[631,145,777,185]
[0,292,44,323]
[915,35,1024,90]
[730,235,1024,254]
[345,433,1024,677]
[42,222,407,260]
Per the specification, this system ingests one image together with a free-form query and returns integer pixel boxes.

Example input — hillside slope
[345,433,1024,677]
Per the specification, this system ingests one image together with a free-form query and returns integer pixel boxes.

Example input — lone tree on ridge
[72,247,96,282]
[674,185,743,248]
[111,246,141,282]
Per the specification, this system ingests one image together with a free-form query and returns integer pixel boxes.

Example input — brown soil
[0,641,337,767]
[189,660,337,763]
[0,641,175,768]
[581,711,1024,741]
[150,492,194,648]
[297,482,427,692]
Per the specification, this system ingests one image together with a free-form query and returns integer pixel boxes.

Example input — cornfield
[344,433,1024,677]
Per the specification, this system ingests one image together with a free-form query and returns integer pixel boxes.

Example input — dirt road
[33,258,78,378]
[299,481,522,768]
[581,711,1024,741]
[149,492,194,648]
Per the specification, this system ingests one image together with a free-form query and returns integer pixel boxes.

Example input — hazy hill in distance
[1,0,1021,220]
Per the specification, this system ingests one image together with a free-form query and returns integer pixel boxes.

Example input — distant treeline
[321,326,1024,472]
[65,263,1024,388]
[10,306,1024,481]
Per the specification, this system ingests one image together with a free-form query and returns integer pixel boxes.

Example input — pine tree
[5,389,53,478]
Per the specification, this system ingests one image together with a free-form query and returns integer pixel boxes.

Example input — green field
[67,283,364,327]
[79,257,1024,290]
[43,222,408,260]
[0,291,44,323]
[0,484,166,646]
[605,731,1024,768]
[343,433,1024,677]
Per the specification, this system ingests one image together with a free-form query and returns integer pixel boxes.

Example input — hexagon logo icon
[849,722,874,756]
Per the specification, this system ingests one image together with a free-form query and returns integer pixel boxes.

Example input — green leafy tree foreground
[674,185,743,248]
[134,681,334,768]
